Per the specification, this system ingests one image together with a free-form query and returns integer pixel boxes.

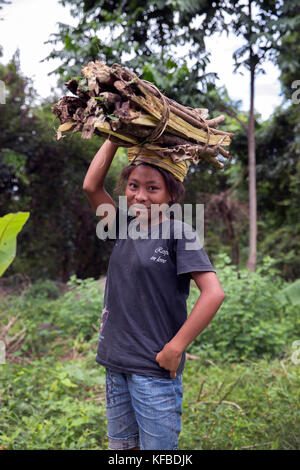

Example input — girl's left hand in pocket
[155,342,182,378]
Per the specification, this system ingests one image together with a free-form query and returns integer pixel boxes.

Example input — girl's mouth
[131,204,151,211]
[128,205,151,218]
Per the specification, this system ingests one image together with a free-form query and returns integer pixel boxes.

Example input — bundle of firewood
[52,61,234,169]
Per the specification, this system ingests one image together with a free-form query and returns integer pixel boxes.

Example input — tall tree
[255,17,300,280]
[175,0,300,270]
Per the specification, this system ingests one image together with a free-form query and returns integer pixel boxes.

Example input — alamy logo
[0,80,6,104]
[96,196,204,251]
[291,340,300,365]
[292,80,300,105]
[0,340,5,364]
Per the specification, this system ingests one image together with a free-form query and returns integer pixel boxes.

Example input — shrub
[23,279,61,300]
[187,254,299,363]
[49,275,104,340]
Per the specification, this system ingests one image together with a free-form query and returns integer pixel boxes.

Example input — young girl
[83,139,226,451]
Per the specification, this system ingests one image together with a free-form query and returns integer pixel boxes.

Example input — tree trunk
[219,193,240,267]
[246,37,257,271]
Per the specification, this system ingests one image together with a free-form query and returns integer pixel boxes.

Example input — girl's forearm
[169,292,225,354]
[83,140,119,191]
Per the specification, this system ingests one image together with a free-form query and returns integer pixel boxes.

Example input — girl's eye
[128,183,158,190]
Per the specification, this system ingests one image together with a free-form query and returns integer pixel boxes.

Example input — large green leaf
[0,212,30,277]
[276,279,300,306]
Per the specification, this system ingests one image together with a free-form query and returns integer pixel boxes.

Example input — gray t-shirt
[95,206,216,378]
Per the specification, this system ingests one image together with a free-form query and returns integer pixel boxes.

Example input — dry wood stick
[197,379,206,402]
[206,115,226,127]
[139,82,233,137]
[140,81,207,128]
[194,400,245,413]
[240,442,272,449]
[216,376,242,409]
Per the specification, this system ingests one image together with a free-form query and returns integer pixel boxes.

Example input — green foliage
[0,359,107,449]
[0,50,38,215]
[1,271,300,449]
[0,1,299,448]
[51,275,103,339]
[276,279,300,307]
[0,53,117,282]
[187,254,300,362]
[2,277,104,359]
[180,358,300,450]
[6,255,299,366]
[23,279,61,300]
[256,103,300,280]
[1,352,299,449]
[1,2,299,283]
[275,1,300,98]
[0,212,30,277]
[45,0,215,98]
[1,149,29,186]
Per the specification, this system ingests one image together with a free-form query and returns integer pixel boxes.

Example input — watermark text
[291,340,300,365]
[291,80,300,105]
[95,196,205,251]
[0,80,6,104]
[0,340,5,364]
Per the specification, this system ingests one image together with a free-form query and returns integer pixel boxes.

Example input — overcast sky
[0,0,283,120]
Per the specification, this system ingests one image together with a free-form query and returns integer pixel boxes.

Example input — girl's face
[125,165,171,224]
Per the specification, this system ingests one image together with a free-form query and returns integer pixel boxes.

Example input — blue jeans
[105,368,183,450]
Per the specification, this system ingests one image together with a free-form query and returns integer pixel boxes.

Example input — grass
[1,349,299,450]
[181,357,300,450]
[0,274,299,450]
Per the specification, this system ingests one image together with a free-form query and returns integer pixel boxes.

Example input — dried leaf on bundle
[52,61,234,169]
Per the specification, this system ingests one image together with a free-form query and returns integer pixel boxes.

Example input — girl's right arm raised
[83,140,119,229]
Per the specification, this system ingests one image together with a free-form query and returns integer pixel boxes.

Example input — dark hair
[113,162,185,206]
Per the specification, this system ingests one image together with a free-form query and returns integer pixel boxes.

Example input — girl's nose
[135,190,147,202]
